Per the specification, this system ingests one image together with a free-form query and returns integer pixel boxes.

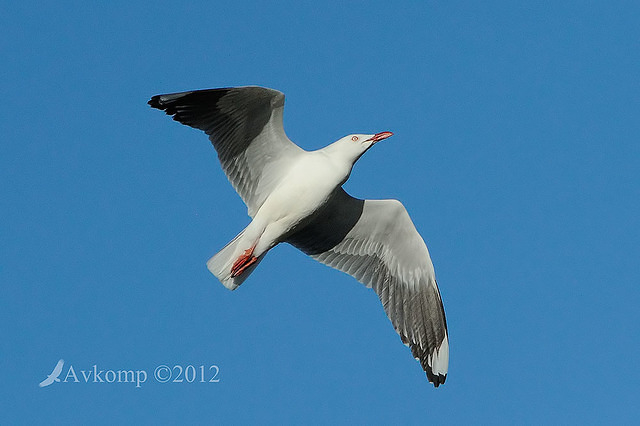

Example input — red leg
[231,245,258,277]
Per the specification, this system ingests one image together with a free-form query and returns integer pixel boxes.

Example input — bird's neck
[308,148,354,188]
[321,141,367,168]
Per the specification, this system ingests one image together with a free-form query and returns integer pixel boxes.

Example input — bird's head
[330,131,394,163]
[344,131,394,146]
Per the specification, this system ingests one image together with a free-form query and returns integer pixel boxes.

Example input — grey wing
[286,188,449,387]
[149,86,304,216]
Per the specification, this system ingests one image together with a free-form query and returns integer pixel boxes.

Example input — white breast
[254,152,350,239]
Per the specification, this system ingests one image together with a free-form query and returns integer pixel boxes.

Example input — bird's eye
[351,136,359,141]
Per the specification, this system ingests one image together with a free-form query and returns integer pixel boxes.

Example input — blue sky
[2,1,639,424]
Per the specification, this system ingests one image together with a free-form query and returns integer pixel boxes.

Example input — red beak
[367,131,394,142]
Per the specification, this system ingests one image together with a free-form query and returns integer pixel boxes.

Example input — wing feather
[287,188,449,387]
[149,86,304,216]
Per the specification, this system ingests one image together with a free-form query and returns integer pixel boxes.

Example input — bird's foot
[231,247,258,277]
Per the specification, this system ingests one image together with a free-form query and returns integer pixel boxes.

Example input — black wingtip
[403,334,448,387]
[148,95,164,110]
[428,371,447,388]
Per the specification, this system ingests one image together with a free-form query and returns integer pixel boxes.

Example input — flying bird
[39,359,64,387]
[148,86,449,386]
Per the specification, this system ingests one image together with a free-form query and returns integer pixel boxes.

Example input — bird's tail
[206,229,265,291]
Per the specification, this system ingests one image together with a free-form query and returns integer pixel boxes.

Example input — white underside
[208,150,351,289]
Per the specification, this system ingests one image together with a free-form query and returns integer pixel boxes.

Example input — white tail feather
[206,229,264,290]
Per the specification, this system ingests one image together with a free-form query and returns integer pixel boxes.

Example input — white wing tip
[429,334,449,377]
[418,334,449,387]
